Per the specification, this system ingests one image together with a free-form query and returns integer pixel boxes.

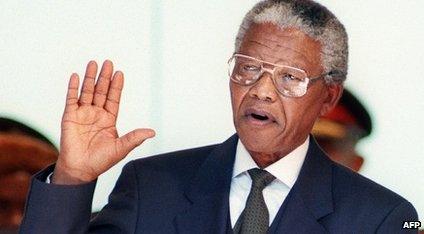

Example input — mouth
[244,108,276,126]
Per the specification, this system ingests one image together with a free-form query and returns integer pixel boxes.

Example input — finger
[93,60,114,107]
[104,71,124,117]
[64,73,80,113]
[116,128,156,157]
[79,61,98,105]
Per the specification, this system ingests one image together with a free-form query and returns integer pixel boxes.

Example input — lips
[244,108,276,126]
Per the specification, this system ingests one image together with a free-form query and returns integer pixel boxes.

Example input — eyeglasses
[228,53,330,98]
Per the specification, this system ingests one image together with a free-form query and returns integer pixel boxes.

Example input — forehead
[238,23,323,73]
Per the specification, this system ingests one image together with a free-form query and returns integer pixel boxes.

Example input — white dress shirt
[229,137,309,227]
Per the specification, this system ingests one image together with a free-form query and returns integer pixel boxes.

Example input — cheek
[230,83,248,113]
[282,97,324,133]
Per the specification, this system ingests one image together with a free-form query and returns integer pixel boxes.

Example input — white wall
[1,0,422,221]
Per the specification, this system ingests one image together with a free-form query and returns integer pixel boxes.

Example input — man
[20,0,418,233]
[0,117,57,233]
[312,89,372,172]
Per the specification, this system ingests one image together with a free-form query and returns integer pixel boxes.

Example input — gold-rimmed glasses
[228,53,330,97]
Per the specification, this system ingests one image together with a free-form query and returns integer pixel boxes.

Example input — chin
[236,126,281,154]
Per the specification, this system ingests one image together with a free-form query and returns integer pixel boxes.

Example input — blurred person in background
[312,89,372,172]
[0,117,57,233]
[314,91,424,232]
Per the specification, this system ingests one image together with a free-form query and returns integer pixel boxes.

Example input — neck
[249,151,284,168]
[248,136,309,168]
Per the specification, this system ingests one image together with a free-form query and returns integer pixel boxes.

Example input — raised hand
[52,60,155,185]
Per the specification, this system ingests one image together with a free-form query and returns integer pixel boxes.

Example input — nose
[248,72,278,102]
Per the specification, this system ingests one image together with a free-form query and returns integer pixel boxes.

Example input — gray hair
[235,0,348,83]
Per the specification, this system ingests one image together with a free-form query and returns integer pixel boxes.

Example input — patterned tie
[234,168,276,234]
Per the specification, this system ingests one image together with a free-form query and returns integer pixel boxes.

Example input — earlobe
[320,84,343,116]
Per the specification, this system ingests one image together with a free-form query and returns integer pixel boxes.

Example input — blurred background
[1,0,423,226]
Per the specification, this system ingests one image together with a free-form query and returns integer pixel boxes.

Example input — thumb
[116,128,156,156]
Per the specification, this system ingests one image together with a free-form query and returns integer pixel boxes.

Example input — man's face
[0,133,57,229]
[0,171,31,228]
[230,23,342,157]
[317,138,364,172]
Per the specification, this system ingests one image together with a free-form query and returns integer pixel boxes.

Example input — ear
[351,155,364,172]
[320,84,343,116]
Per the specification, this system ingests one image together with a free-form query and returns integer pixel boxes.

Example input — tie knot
[248,168,275,191]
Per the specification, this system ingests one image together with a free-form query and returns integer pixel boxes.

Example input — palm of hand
[61,106,120,176]
[53,60,155,184]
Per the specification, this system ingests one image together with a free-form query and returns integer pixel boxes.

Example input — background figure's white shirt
[229,137,309,227]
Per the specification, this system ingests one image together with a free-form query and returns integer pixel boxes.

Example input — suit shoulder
[129,144,218,179]
[325,163,419,230]
[331,162,413,212]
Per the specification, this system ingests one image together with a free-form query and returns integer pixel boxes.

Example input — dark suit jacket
[20,134,418,233]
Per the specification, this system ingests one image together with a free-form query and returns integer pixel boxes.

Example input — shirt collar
[232,136,310,188]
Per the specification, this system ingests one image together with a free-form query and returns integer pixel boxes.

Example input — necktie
[234,168,276,234]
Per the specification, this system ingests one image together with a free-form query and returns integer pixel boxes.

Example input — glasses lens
[228,54,311,97]
[229,56,261,85]
[274,67,309,97]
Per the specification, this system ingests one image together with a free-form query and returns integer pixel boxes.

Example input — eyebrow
[242,40,314,71]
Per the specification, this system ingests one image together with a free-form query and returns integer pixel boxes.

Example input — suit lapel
[271,137,334,233]
[174,135,334,233]
[174,134,238,234]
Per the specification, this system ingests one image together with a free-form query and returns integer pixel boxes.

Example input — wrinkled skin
[230,23,343,168]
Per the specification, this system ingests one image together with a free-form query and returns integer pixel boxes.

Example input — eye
[242,64,260,72]
[281,73,300,81]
